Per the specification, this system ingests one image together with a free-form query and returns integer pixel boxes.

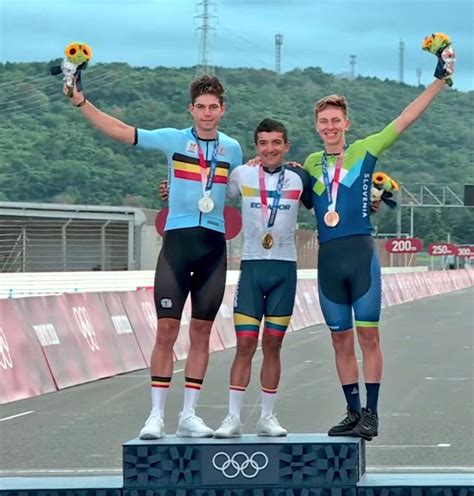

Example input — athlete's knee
[262,334,283,357]
[235,337,258,360]
[188,319,213,350]
[155,319,180,348]
[357,327,381,352]
[331,329,354,355]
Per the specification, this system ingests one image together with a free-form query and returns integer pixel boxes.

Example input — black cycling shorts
[154,227,226,321]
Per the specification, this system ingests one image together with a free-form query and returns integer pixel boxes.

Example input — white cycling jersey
[227,164,313,261]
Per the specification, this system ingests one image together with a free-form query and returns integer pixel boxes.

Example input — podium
[122,435,474,495]
[123,434,364,492]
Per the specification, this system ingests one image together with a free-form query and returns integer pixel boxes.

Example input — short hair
[315,94,348,118]
[254,118,288,144]
[189,75,225,104]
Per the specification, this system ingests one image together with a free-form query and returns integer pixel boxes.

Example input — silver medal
[198,196,214,213]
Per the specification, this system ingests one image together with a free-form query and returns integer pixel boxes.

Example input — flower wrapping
[371,172,399,210]
[422,32,455,86]
[50,42,92,97]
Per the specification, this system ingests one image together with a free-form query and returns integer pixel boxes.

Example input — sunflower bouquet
[371,172,399,210]
[50,42,92,97]
[422,32,455,86]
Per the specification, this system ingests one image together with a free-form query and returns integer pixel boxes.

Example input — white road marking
[368,443,451,448]
[0,468,122,476]
[425,377,471,380]
[367,465,473,472]
[0,411,34,422]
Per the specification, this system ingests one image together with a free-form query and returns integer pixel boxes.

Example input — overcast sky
[0,0,472,91]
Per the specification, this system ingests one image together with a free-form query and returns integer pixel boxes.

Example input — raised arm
[393,78,447,135]
[66,79,135,144]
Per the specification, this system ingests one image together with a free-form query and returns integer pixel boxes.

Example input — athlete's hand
[371,200,381,214]
[245,156,261,167]
[287,161,303,168]
[63,77,85,106]
[159,179,169,201]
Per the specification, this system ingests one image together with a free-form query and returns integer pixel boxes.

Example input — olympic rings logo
[212,451,268,479]
[72,306,100,351]
[0,327,13,370]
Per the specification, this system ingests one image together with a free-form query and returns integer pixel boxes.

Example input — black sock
[342,383,361,414]
[365,383,380,414]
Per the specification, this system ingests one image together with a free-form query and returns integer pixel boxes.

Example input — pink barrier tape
[119,290,157,367]
[209,321,226,353]
[63,293,137,379]
[3,269,471,404]
[0,299,56,404]
[173,297,191,361]
[214,285,237,349]
[12,295,107,390]
[101,292,148,370]
[291,290,307,331]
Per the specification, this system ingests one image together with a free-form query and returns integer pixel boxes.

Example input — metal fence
[0,217,132,273]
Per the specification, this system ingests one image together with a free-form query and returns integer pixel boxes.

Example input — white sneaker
[214,413,243,438]
[257,414,287,437]
[176,410,214,438]
[139,410,166,440]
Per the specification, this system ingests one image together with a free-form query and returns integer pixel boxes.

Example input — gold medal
[323,211,340,227]
[261,232,273,249]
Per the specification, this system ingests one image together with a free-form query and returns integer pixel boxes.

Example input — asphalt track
[0,288,473,476]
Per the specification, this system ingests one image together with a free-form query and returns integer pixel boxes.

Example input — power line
[194,0,216,76]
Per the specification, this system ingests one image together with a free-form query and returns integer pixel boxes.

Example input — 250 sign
[428,243,458,256]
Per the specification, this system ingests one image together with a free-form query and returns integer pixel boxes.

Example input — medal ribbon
[191,128,220,197]
[321,147,346,212]
[258,165,286,231]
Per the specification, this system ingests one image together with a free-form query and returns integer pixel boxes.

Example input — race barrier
[1,268,472,405]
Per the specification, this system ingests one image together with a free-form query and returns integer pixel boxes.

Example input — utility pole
[416,67,422,86]
[399,40,405,83]
[349,54,357,80]
[275,34,284,75]
[195,0,216,76]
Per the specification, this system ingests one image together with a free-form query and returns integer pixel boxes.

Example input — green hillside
[0,62,473,243]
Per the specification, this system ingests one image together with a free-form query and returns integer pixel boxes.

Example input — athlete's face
[315,107,351,153]
[189,94,226,139]
[255,131,290,169]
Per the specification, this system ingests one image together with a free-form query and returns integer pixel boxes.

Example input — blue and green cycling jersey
[135,127,243,233]
[304,122,400,244]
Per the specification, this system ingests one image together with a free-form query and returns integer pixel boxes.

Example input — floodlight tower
[349,54,357,79]
[275,34,284,75]
[399,40,405,83]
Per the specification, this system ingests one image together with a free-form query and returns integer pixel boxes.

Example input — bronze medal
[261,232,273,249]
[323,211,340,227]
